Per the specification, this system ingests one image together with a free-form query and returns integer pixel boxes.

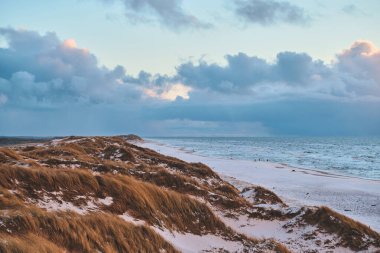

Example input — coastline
[2,136,379,252]
[138,139,380,232]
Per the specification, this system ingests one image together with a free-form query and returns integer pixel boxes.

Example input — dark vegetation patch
[0,137,52,147]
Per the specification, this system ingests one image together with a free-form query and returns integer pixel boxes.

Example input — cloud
[177,41,380,100]
[0,27,184,107]
[0,93,7,105]
[177,53,271,93]
[341,4,364,15]
[336,41,380,82]
[0,27,379,136]
[233,0,310,26]
[335,41,380,97]
[63,38,78,48]
[103,0,211,30]
[177,52,324,94]
[2,27,379,104]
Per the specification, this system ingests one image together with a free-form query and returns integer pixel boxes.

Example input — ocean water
[147,137,380,180]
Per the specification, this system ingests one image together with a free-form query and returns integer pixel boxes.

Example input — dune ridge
[0,136,379,252]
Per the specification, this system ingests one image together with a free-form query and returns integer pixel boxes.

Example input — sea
[146,137,380,180]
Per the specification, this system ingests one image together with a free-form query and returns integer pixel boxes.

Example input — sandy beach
[139,140,380,232]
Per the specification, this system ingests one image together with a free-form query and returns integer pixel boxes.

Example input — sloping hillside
[0,136,379,252]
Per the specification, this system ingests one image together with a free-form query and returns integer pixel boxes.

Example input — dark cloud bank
[234,0,310,26]
[0,27,379,136]
[102,0,310,29]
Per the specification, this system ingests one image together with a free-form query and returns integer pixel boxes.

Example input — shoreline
[137,139,380,232]
[146,138,380,182]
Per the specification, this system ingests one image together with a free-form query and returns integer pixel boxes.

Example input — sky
[0,0,380,136]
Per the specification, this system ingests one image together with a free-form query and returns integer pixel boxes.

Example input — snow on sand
[138,140,380,232]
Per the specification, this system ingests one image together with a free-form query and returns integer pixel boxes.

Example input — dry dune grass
[266,239,292,253]
[242,186,285,205]
[0,165,290,253]
[0,208,178,253]
[0,187,26,210]
[136,167,208,195]
[0,148,24,163]
[25,144,99,165]
[0,234,66,253]
[302,206,380,251]
[0,164,227,235]
[102,174,228,234]
[123,143,250,210]
[130,144,218,178]
[103,145,136,162]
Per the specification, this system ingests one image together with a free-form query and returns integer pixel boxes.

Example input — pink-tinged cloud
[144,83,192,101]
[341,40,379,57]
[63,39,77,48]
[337,41,380,89]
[0,28,143,105]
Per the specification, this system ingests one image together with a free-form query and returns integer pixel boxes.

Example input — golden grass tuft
[104,174,228,234]
[137,167,207,194]
[270,240,292,253]
[0,234,65,253]
[131,144,219,178]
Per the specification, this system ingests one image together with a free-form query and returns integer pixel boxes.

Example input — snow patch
[30,193,113,214]
[97,196,113,206]
[119,212,146,226]
[153,228,255,253]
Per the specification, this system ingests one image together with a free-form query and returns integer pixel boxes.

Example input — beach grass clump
[242,185,285,205]
[0,234,66,253]
[0,148,24,163]
[0,209,179,253]
[302,206,380,251]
